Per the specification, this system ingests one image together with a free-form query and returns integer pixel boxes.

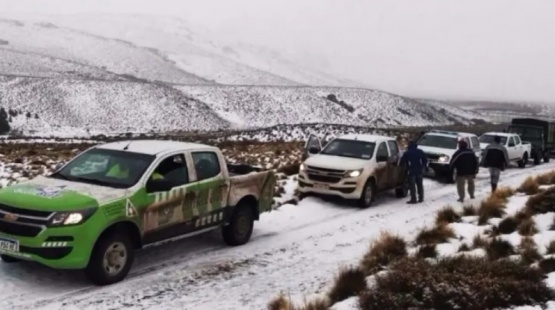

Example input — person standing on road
[449,140,479,202]
[481,136,510,193]
[400,141,428,204]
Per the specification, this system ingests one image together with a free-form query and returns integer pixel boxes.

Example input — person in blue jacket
[400,141,429,204]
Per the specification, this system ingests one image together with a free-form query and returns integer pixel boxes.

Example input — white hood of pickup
[304,154,369,171]
[417,145,456,157]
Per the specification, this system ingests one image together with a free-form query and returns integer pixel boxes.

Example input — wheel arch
[94,220,143,251]
[234,195,259,220]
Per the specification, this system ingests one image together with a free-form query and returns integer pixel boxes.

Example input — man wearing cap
[481,136,510,193]
[449,140,479,202]
[400,140,428,204]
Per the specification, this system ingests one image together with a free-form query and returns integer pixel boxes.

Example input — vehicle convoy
[479,132,531,168]
[298,134,408,208]
[416,130,482,182]
[507,118,555,165]
[0,140,275,285]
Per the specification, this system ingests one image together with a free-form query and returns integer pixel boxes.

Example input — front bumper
[0,212,103,269]
[297,171,364,199]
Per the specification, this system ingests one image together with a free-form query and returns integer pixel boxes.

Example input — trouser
[489,168,501,191]
[456,175,475,199]
[408,174,424,201]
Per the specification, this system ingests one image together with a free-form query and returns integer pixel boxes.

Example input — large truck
[507,118,555,165]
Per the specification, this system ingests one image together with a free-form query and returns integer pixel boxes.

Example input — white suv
[417,130,482,182]
[298,134,408,208]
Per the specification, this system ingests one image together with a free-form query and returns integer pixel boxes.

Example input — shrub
[519,238,542,265]
[539,258,555,274]
[296,297,329,310]
[519,176,540,195]
[415,224,455,245]
[360,232,407,275]
[435,206,461,225]
[526,187,555,215]
[472,234,488,249]
[358,256,555,310]
[485,238,515,261]
[277,163,300,176]
[547,240,555,255]
[477,196,506,225]
[497,217,518,235]
[458,243,471,252]
[0,107,10,135]
[462,204,476,216]
[416,244,437,258]
[492,186,515,201]
[518,218,538,236]
[327,266,367,304]
[537,171,555,185]
[268,292,292,310]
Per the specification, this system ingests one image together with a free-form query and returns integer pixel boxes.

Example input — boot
[491,183,497,192]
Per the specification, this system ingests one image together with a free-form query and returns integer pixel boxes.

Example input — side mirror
[376,155,388,162]
[308,146,321,154]
[146,179,173,193]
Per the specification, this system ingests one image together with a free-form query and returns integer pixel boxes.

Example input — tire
[446,168,457,184]
[357,179,376,209]
[545,154,551,163]
[222,202,255,246]
[534,153,542,165]
[84,231,134,286]
[298,192,309,201]
[1,254,19,263]
[395,178,409,198]
[518,153,528,168]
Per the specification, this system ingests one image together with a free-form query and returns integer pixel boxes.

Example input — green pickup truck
[0,140,275,285]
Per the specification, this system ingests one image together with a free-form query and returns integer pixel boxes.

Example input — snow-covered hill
[0,76,489,135]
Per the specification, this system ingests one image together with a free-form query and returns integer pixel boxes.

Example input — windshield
[320,139,376,159]
[479,135,508,144]
[508,126,543,143]
[50,148,155,188]
[417,134,458,149]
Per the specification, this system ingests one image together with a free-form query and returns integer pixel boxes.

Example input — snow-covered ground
[1,162,554,309]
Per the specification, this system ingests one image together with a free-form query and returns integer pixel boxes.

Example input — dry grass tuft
[435,206,461,225]
[477,196,507,225]
[518,218,539,236]
[485,238,515,261]
[296,297,329,310]
[526,187,555,215]
[462,204,477,216]
[472,234,488,249]
[458,243,471,252]
[518,176,540,196]
[539,258,555,274]
[497,217,518,235]
[491,186,515,201]
[358,256,555,310]
[360,232,407,275]
[415,224,455,246]
[547,241,555,255]
[416,244,437,258]
[268,292,292,310]
[537,171,555,186]
[519,237,542,265]
[327,266,367,304]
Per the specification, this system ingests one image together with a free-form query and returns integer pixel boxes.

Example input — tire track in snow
[6,163,555,309]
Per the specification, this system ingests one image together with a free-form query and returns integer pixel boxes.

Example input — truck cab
[0,140,275,285]
[479,132,531,168]
[508,118,555,165]
[298,134,408,208]
[417,130,481,182]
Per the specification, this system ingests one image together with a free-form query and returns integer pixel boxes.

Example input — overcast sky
[2,0,555,103]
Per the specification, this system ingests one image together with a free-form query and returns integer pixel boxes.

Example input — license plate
[314,183,329,190]
[0,237,19,252]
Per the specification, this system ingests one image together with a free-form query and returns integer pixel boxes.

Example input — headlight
[299,163,306,171]
[438,156,450,163]
[345,169,363,178]
[48,207,97,227]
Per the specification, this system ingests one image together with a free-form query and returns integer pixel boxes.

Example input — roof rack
[429,129,459,136]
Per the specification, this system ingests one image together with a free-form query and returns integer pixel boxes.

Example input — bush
[519,177,540,195]
[416,244,437,258]
[472,234,488,249]
[518,218,538,236]
[497,217,518,234]
[526,187,555,215]
[519,238,542,265]
[360,232,407,275]
[491,186,515,201]
[0,107,10,135]
[477,196,506,225]
[358,256,555,310]
[462,204,476,216]
[327,266,367,304]
[268,293,291,310]
[547,240,555,255]
[537,171,555,186]
[415,224,455,245]
[485,238,515,261]
[539,258,555,274]
[435,206,461,225]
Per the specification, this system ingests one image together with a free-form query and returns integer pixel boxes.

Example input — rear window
[417,134,458,149]
[479,135,508,144]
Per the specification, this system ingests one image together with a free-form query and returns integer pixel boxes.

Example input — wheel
[545,154,551,163]
[534,153,542,165]
[445,168,457,184]
[298,192,309,201]
[395,178,409,198]
[518,153,528,168]
[222,202,255,246]
[1,254,19,263]
[357,179,376,208]
[84,232,134,286]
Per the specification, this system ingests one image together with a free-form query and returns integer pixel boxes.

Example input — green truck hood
[0,175,128,212]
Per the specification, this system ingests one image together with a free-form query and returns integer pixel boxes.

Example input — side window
[387,140,399,155]
[509,137,515,146]
[192,152,221,181]
[471,137,480,149]
[151,154,189,187]
[376,142,389,158]
[514,136,521,144]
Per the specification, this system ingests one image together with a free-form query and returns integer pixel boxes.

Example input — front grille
[426,153,441,161]
[308,174,341,183]
[306,166,345,174]
[0,220,42,237]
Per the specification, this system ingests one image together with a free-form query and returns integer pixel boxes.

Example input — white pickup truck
[479,132,531,168]
[298,134,408,208]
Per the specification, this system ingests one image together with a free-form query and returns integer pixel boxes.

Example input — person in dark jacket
[481,136,510,193]
[449,140,479,202]
[400,141,428,204]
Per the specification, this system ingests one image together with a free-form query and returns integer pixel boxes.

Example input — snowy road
[2,163,555,310]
